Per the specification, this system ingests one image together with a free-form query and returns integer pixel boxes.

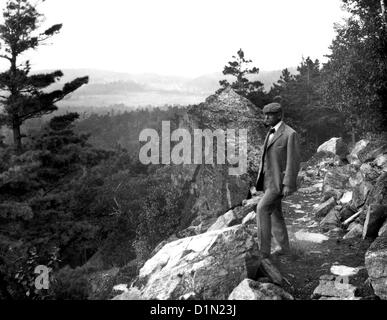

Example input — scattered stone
[347,139,370,165]
[343,224,363,240]
[310,251,323,254]
[318,296,361,300]
[314,197,336,218]
[228,279,293,300]
[365,231,387,300]
[112,284,129,294]
[339,191,353,205]
[312,274,359,300]
[295,231,329,243]
[178,292,198,300]
[294,210,305,214]
[320,209,340,228]
[296,216,311,223]
[307,222,319,228]
[362,205,387,239]
[312,182,323,191]
[112,287,143,300]
[330,265,362,277]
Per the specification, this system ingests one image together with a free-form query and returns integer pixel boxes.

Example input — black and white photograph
[0,0,386,310]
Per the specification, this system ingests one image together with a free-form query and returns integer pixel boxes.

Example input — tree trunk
[12,118,22,153]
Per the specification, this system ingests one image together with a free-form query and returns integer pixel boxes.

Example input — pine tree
[0,0,89,152]
[218,49,269,107]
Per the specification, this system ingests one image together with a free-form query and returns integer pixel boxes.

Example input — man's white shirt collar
[272,120,283,133]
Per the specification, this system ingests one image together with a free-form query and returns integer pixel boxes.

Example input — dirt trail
[270,189,374,300]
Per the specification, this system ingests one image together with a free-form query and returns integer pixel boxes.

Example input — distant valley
[39,68,296,109]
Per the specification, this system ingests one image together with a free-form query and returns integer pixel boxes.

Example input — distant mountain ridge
[33,68,296,108]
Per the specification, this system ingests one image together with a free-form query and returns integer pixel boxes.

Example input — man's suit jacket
[255,122,301,195]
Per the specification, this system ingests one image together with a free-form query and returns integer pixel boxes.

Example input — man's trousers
[256,188,290,257]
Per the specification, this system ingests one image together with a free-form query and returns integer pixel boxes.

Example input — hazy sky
[0,0,348,77]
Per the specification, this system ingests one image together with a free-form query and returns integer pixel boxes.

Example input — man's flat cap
[262,102,282,114]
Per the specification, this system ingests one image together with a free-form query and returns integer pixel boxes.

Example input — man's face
[264,112,282,127]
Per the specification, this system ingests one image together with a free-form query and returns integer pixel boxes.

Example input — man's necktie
[267,128,276,146]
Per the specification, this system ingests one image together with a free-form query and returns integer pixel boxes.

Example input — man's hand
[282,186,292,198]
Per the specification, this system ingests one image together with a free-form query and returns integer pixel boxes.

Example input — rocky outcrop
[115,224,261,300]
[158,88,267,234]
[347,139,370,165]
[228,279,293,300]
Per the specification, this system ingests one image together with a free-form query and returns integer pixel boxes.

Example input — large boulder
[347,139,370,165]
[312,274,359,300]
[365,231,387,300]
[116,224,261,300]
[228,279,293,300]
[317,137,348,160]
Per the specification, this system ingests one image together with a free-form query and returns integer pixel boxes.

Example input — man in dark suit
[255,102,300,259]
